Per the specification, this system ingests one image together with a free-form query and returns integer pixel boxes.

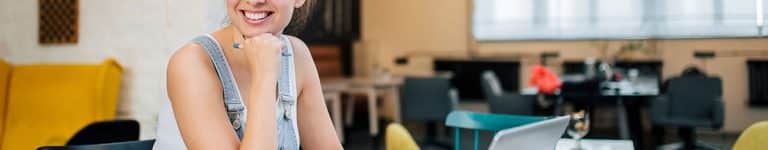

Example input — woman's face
[226,0,305,37]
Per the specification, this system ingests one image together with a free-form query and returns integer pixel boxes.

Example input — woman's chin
[242,30,279,37]
[233,25,276,37]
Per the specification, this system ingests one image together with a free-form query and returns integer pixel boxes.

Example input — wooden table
[342,76,404,136]
[528,76,659,141]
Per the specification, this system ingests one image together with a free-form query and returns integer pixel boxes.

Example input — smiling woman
[154,0,341,149]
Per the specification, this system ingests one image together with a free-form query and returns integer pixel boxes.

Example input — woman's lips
[241,10,273,25]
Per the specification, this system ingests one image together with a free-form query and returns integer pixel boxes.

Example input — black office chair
[37,139,155,150]
[481,71,535,115]
[399,76,458,148]
[67,120,140,145]
[37,120,142,150]
[650,69,724,150]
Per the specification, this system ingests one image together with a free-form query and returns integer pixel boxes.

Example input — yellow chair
[0,59,122,150]
[386,123,421,150]
[733,121,768,150]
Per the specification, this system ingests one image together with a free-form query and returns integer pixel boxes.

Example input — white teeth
[245,12,267,20]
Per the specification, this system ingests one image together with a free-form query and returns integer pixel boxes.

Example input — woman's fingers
[240,33,285,81]
[241,34,283,51]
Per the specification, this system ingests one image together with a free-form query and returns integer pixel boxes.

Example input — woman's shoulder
[285,35,309,54]
[169,43,210,67]
[167,42,216,77]
[285,35,314,66]
[166,42,222,98]
[285,35,313,64]
[284,35,320,92]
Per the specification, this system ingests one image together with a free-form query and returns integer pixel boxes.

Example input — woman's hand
[235,32,285,149]
[239,33,285,83]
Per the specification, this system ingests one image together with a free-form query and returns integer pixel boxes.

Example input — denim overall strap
[191,34,247,139]
[276,35,300,150]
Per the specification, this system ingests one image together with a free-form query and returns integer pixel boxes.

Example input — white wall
[0,0,222,139]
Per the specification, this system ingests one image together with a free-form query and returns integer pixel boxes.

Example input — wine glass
[567,110,590,150]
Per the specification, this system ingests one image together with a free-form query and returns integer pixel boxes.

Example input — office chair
[399,76,458,148]
[650,68,724,150]
[445,111,548,150]
[37,139,155,150]
[37,120,141,150]
[481,71,535,115]
[66,120,140,145]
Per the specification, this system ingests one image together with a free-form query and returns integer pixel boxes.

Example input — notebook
[488,116,570,150]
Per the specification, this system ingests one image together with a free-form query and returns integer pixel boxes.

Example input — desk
[600,77,658,139]
[556,139,635,150]
[342,77,404,136]
[527,76,659,141]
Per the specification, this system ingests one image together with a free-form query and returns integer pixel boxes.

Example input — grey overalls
[192,34,300,150]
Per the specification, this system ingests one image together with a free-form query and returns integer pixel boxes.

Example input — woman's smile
[241,10,275,26]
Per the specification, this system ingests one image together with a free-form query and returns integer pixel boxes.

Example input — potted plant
[616,40,650,60]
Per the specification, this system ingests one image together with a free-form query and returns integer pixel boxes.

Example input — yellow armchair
[733,121,768,150]
[0,59,122,150]
[0,60,10,140]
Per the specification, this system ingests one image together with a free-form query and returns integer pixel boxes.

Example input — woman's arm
[289,36,344,149]
[168,40,282,150]
[237,33,285,149]
[167,35,340,149]
[167,44,242,149]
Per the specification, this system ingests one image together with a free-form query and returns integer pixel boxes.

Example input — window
[762,0,768,35]
[473,0,765,40]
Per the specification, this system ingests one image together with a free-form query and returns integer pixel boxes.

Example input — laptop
[488,116,570,150]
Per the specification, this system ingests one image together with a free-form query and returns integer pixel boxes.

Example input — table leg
[344,94,355,126]
[616,97,630,139]
[390,87,401,123]
[367,88,379,136]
